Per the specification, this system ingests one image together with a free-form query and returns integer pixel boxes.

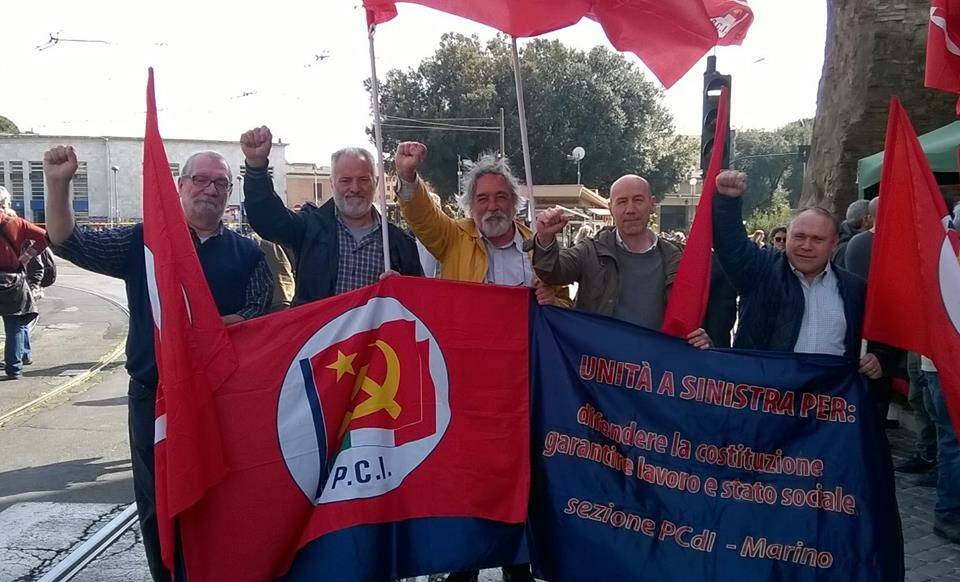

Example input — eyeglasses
[187,175,233,193]
[773,237,786,243]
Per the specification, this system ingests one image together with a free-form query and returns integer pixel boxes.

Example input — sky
[0,0,827,165]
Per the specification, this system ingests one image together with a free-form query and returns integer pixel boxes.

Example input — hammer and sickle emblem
[338,340,402,437]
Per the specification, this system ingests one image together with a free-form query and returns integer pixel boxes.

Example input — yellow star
[326,350,357,382]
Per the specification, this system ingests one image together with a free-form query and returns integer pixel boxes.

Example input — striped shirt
[334,210,385,294]
[791,262,847,356]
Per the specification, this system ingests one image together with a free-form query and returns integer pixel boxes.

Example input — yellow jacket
[399,179,571,306]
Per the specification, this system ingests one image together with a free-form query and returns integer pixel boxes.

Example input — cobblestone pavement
[888,425,960,582]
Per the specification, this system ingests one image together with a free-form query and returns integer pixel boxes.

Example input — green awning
[857,120,960,198]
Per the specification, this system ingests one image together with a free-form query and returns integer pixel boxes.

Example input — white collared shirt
[615,229,658,254]
[791,262,847,356]
[484,226,534,287]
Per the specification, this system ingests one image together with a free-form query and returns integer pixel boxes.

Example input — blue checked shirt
[791,262,847,356]
[334,211,385,294]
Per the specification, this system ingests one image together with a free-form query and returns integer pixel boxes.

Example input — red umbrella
[361,0,753,243]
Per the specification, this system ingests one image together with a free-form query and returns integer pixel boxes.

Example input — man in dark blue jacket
[240,126,422,305]
[712,170,882,378]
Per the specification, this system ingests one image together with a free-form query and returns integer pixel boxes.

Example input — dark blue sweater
[53,224,266,387]
[712,195,867,359]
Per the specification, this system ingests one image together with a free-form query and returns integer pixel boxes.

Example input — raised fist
[240,126,273,168]
[535,207,569,246]
[394,142,427,183]
[716,170,747,198]
[43,146,79,184]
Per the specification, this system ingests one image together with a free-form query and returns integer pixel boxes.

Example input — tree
[369,34,689,200]
[0,115,19,134]
[746,190,793,237]
[732,119,812,215]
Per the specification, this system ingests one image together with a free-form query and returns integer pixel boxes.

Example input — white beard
[478,210,512,239]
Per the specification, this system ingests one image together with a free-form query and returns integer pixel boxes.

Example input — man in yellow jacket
[394,142,568,308]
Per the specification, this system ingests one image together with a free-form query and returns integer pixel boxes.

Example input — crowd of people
[28,129,957,580]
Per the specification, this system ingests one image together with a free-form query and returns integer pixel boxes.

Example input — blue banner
[529,306,902,581]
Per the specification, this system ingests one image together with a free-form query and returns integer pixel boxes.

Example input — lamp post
[236,175,245,232]
[567,146,585,185]
[110,165,119,226]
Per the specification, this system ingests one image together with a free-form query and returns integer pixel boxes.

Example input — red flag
[364,0,398,30]
[167,277,529,580]
[143,68,239,570]
[863,97,960,436]
[361,0,753,88]
[926,0,960,96]
[661,87,729,338]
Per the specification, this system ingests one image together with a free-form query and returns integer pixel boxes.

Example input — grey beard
[334,194,372,219]
[479,212,512,238]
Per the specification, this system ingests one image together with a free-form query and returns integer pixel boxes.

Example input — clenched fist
[43,146,79,184]
[535,207,569,247]
[716,170,747,198]
[394,142,427,183]
[240,126,272,169]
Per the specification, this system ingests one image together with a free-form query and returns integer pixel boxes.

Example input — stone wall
[801,0,957,212]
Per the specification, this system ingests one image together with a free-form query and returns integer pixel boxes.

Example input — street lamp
[567,146,585,185]
[236,175,245,232]
[110,165,119,226]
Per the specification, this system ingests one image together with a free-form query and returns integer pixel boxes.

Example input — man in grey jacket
[533,174,710,348]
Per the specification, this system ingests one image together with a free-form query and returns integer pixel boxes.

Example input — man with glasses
[43,146,272,582]
[240,126,422,303]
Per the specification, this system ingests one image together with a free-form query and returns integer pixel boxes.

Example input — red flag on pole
[143,68,239,570]
[360,0,753,89]
[661,87,729,338]
[926,0,960,97]
[863,97,960,436]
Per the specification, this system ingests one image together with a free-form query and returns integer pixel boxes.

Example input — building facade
[286,162,331,209]
[0,134,287,225]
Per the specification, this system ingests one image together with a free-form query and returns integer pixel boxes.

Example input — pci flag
[529,306,902,581]
[864,96,960,436]
[172,278,530,581]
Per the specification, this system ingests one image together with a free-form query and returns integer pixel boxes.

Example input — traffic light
[700,56,732,173]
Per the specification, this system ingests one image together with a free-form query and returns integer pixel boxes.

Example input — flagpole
[367,22,392,272]
[511,36,537,231]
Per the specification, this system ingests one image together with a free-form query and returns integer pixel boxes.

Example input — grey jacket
[533,227,682,317]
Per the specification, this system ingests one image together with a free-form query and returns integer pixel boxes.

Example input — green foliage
[369,34,688,200]
[732,118,812,215]
[0,115,19,134]
[746,190,793,236]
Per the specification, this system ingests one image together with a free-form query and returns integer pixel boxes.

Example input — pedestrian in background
[0,187,47,380]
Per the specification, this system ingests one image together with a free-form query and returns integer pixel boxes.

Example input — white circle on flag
[276,296,450,505]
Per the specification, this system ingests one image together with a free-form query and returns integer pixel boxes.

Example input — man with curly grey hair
[393,142,568,308]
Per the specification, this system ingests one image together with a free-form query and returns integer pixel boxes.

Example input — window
[29,161,44,199]
[73,161,89,221]
[9,161,24,212]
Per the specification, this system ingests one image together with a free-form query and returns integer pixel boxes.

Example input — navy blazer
[713,195,866,359]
